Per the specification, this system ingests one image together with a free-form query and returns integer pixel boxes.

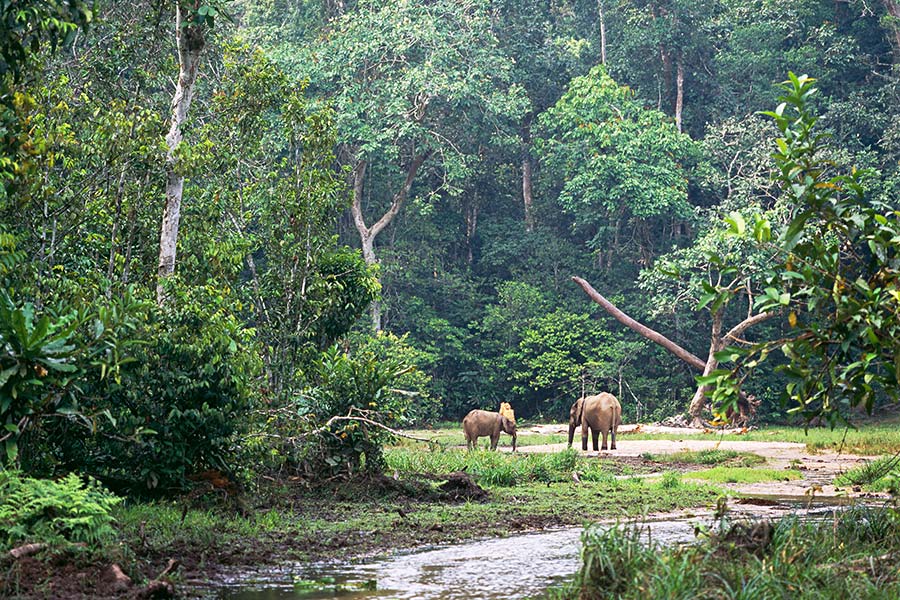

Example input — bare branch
[572,276,706,370]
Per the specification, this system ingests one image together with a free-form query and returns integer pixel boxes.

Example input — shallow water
[195,495,880,600]
[194,519,698,600]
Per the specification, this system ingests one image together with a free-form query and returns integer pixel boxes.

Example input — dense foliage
[2,0,899,490]
[0,470,121,550]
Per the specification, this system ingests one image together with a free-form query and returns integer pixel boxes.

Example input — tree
[536,66,698,271]
[307,0,526,329]
[157,1,225,303]
[710,74,900,425]
[1,0,93,199]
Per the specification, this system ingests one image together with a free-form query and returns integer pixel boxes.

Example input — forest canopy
[1,0,899,488]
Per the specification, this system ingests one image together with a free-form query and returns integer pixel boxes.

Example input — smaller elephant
[568,392,622,451]
[462,409,517,452]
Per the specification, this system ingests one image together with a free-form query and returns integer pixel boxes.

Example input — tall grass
[385,447,615,486]
[835,454,900,492]
[550,506,900,599]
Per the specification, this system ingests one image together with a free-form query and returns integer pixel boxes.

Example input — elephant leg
[581,425,589,451]
[610,429,617,450]
[601,429,608,451]
[490,432,500,450]
[592,429,600,452]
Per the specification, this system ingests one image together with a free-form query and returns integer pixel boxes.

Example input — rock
[101,563,132,593]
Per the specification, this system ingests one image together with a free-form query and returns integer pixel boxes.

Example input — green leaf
[725,211,746,236]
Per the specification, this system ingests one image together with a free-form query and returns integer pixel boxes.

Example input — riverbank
[2,424,891,598]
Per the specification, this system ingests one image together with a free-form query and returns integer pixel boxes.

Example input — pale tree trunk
[688,308,723,426]
[350,154,429,331]
[465,193,478,264]
[675,58,684,133]
[157,2,205,305]
[598,0,607,65]
[572,276,774,424]
[885,0,900,64]
[522,155,534,232]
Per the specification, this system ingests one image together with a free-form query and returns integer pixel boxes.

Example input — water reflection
[201,520,698,600]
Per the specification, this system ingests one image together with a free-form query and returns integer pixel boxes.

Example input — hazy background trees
[2,0,899,487]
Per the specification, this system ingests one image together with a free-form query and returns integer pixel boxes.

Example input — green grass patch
[641,449,766,467]
[550,506,900,599]
[681,467,802,484]
[385,447,615,486]
[112,473,722,570]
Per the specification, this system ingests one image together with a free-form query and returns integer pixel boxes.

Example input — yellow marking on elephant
[499,402,515,423]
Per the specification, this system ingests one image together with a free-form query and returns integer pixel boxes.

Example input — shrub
[0,471,121,550]
[82,285,260,493]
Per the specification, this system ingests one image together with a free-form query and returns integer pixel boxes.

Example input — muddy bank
[4,431,886,598]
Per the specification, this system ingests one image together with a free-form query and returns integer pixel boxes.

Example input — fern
[0,471,122,550]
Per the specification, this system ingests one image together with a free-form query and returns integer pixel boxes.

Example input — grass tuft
[682,467,802,484]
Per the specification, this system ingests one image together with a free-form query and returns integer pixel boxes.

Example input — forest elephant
[462,409,517,452]
[567,392,622,451]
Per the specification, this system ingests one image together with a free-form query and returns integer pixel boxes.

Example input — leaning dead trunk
[157,2,205,304]
[572,276,773,425]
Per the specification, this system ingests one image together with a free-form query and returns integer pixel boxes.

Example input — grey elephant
[462,409,517,451]
[567,392,622,451]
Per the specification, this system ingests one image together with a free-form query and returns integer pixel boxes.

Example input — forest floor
[4,423,893,598]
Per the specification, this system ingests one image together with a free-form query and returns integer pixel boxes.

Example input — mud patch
[437,471,489,501]
[2,554,134,599]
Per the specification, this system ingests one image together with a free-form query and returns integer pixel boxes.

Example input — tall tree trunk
[885,0,900,64]
[157,2,205,304]
[522,155,534,232]
[675,57,684,133]
[350,153,429,331]
[598,0,607,65]
[466,193,478,264]
[687,308,723,426]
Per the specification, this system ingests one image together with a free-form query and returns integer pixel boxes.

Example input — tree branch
[370,151,430,239]
[723,311,775,344]
[572,276,706,370]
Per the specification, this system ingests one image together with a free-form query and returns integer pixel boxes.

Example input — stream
[191,517,701,599]
[191,497,880,600]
